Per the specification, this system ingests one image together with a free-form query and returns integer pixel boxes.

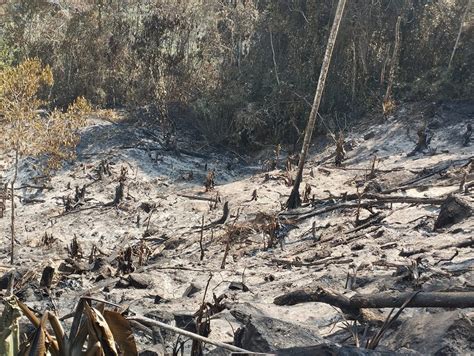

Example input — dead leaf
[103,311,138,355]
[84,304,118,356]
[27,313,48,356]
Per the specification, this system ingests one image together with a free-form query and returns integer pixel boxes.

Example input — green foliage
[1,0,472,146]
[0,38,17,71]
[0,58,89,171]
[0,297,22,356]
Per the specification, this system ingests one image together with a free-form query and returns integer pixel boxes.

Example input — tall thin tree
[286,0,348,209]
[448,0,472,71]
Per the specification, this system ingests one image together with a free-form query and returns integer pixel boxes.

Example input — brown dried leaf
[27,314,47,356]
[103,311,138,356]
[84,304,118,356]
[15,298,59,355]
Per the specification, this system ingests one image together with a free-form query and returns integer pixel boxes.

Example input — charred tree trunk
[274,286,474,315]
[103,181,125,207]
[463,123,472,146]
[287,0,347,209]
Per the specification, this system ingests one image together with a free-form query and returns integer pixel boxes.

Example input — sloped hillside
[1,101,473,355]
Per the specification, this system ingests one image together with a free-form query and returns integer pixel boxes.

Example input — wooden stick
[271,255,352,268]
[281,201,383,221]
[380,182,458,195]
[400,157,472,186]
[177,194,218,203]
[199,215,205,261]
[365,194,445,205]
[323,166,403,173]
[128,316,251,353]
[345,213,386,235]
[14,184,53,191]
[283,194,446,221]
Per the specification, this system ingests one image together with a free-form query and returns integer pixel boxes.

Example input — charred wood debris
[0,121,473,356]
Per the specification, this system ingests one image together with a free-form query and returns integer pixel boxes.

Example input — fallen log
[399,248,429,257]
[281,194,444,221]
[322,165,403,173]
[380,182,458,195]
[177,193,219,203]
[274,286,474,311]
[345,212,386,234]
[274,287,357,315]
[331,226,382,247]
[396,238,472,259]
[21,198,46,204]
[342,193,445,205]
[15,184,53,191]
[441,238,473,249]
[271,255,352,268]
[280,201,384,221]
[372,195,444,204]
[400,157,472,186]
[350,291,474,309]
[177,148,210,159]
[50,203,106,218]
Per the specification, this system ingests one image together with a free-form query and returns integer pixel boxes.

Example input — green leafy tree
[0,58,90,263]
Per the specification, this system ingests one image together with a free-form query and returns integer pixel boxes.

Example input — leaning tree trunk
[286,0,347,209]
[383,15,402,116]
[447,0,472,71]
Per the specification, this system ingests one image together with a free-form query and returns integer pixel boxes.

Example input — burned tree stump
[63,184,87,212]
[97,159,112,180]
[40,266,55,288]
[434,195,472,230]
[250,189,258,202]
[113,181,124,205]
[408,127,432,156]
[205,170,215,191]
[335,132,346,167]
[104,181,125,207]
[417,128,431,150]
[463,123,472,146]
[303,183,312,203]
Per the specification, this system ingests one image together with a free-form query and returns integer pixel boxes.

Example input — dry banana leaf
[15,298,59,355]
[27,313,48,356]
[84,303,118,356]
[103,310,138,355]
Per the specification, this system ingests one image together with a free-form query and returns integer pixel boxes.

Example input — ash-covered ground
[1,101,473,355]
